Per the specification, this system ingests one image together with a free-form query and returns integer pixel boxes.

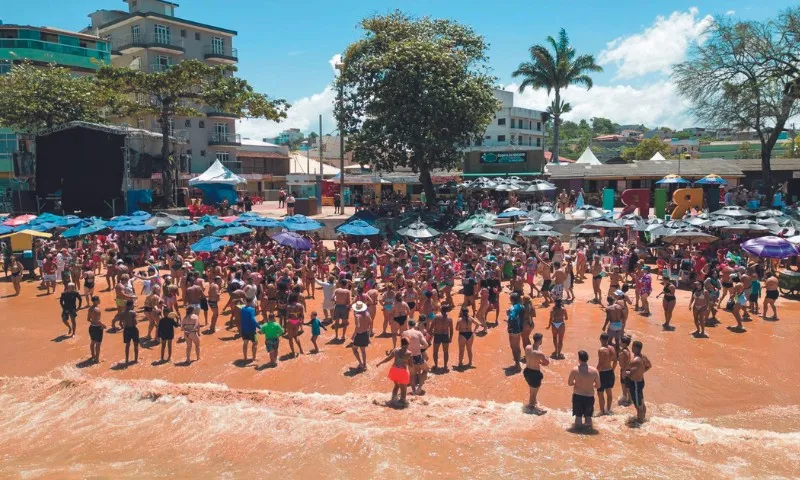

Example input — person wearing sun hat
[350,301,371,370]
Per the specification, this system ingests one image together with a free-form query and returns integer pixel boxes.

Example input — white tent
[650,151,666,160]
[188,160,246,186]
[575,148,601,165]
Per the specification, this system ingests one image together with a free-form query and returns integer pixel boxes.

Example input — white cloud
[505,80,694,129]
[237,54,340,140]
[598,7,714,79]
[725,10,736,16]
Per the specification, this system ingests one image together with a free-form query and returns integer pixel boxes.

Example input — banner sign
[480,152,525,164]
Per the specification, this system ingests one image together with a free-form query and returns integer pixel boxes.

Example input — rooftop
[1,24,106,42]
[545,158,745,180]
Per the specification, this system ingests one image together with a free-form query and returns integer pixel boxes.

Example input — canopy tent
[575,148,601,166]
[189,160,247,205]
[0,230,52,252]
[650,152,666,160]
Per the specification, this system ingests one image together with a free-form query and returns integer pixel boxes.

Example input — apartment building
[0,24,112,191]
[83,0,239,175]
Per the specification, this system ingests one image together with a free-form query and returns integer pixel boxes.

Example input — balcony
[206,110,238,119]
[0,38,111,69]
[221,161,242,174]
[111,33,184,55]
[208,133,241,146]
[203,44,238,63]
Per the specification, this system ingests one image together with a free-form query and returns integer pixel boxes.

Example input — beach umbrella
[145,213,182,229]
[661,229,718,245]
[62,221,108,238]
[397,220,441,239]
[218,216,240,223]
[33,213,62,223]
[282,214,324,231]
[336,220,380,236]
[453,216,495,232]
[710,206,754,218]
[741,236,799,259]
[213,225,254,236]
[721,221,769,234]
[573,227,602,236]
[131,210,152,219]
[656,174,691,185]
[756,217,780,226]
[531,204,557,214]
[2,214,37,226]
[787,235,800,245]
[245,218,283,229]
[571,205,606,220]
[497,207,527,219]
[105,216,143,228]
[475,229,518,245]
[164,223,205,235]
[706,218,733,229]
[0,225,13,235]
[495,183,521,192]
[524,180,557,193]
[687,215,711,226]
[238,212,262,218]
[755,210,785,219]
[272,231,313,250]
[113,223,156,232]
[693,174,728,186]
[50,215,82,227]
[14,222,55,232]
[583,219,624,229]
[528,211,564,223]
[190,236,234,253]
[516,222,553,236]
[197,215,227,228]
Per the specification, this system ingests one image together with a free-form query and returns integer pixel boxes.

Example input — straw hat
[352,301,368,313]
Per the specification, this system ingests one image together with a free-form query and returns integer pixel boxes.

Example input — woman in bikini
[520,295,536,349]
[547,299,567,359]
[143,284,163,342]
[376,337,413,407]
[390,292,410,349]
[380,284,396,337]
[284,292,305,357]
[9,256,23,296]
[456,307,481,368]
[657,278,677,330]
[180,305,201,364]
[688,281,710,337]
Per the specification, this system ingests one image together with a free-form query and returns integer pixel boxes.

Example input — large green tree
[621,137,671,161]
[512,29,602,164]
[335,11,498,205]
[0,61,110,132]
[673,7,799,188]
[97,60,287,206]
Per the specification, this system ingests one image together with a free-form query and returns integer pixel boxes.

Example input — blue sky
[7,0,796,137]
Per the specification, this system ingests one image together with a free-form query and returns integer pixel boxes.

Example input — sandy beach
[1,272,799,479]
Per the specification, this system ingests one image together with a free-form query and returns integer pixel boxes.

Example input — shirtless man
[431,309,454,370]
[402,320,430,395]
[116,300,139,364]
[718,261,736,308]
[112,274,136,328]
[350,301,371,370]
[602,296,624,349]
[87,296,106,364]
[624,340,652,423]
[617,335,632,406]
[763,272,779,320]
[523,332,550,414]
[568,350,601,430]
[207,277,222,333]
[591,256,603,304]
[185,279,205,319]
[597,332,618,415]
[535,252,553,307]
[332,280,351,341]
[740,270,752,320]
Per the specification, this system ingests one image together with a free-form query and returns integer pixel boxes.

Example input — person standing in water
[350,301,371,371]
[86,296,105,364]
[260,313,284,367]
[624,340,652,423]
[456,307,481,368]
[376,338,413,407]
[116,300,139,365]
[617,335,632,406]
[59,282,82,337]
[657,278,677,330]
[548,299,567,359]
[181,305,201,364]
[568,350,600,430]
[402,319,429,396]
[506,292,525,371]
[240,302,259,362]
[762,272,779,320]
[597,332,617,415]
[523,332,549,415]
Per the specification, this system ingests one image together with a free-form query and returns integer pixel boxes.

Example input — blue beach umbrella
[14,222,56,232]
[497,207,527,219]
[33,213,63,223]
[197,215,228,228]
[52,215,82,227]
[213,225,254,236]
[694,174,728,186]
[336,220,380,236]
[131,210,152,219]
[237,212,261,218]
[113,223,156,232]
[62,221,108,238]
[656,174,690,185]
[0,225,13,235]
[282,214,323,231]
[244,217,283,228]
[191,236,235,253]
[105,216,141,228]
[164,223,205,235]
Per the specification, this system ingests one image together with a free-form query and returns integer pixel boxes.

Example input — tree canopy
[335,11,497,203]
[620,137,671,161]
[672,7,799,186]
[97,59,287,205]
[0,61,110,133]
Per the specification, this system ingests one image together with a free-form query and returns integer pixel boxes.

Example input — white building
[466,89,546,151]
[83,0,239,175]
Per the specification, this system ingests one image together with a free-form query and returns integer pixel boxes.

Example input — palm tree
[513,29,602,164]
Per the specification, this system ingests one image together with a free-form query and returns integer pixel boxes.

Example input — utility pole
[335,59,345,214]
[318,114,323,205]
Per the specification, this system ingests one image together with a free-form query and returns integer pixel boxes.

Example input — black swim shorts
[523,368,543,388]
[598,369,616,392]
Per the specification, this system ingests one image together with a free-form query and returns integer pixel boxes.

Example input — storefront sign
[479,152,526,164]
[287,174,316,185]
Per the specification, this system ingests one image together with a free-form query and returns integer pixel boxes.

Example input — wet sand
[1,272,799,478]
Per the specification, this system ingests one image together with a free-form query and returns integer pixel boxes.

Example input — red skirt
[388,366,410,385]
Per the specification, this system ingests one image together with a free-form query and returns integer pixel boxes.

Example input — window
[154,24,170,45]
[195,32,201,41]
[199,120,205,129]
[180,29,187,38]
[484,135,491,140]
[214,123,228,137]
[537,122,541,130]
[211,37,225,55]
[216,152,230,162]
[510,119,515,128]
[184,119,191,128]
[186,149,192,156]
[536,138,541,147]
[200,150,206,157]
[497,118,506,126]
[168,119,175,136]
[497,135,506,142]
[131,24,140,42]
